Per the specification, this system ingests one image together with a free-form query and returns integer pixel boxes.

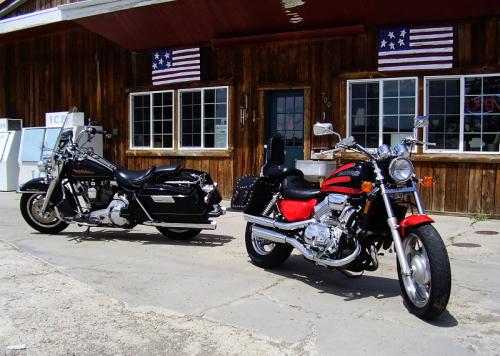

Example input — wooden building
[0,0,499,217]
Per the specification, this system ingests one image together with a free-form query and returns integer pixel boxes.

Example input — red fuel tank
[322,162,374,195]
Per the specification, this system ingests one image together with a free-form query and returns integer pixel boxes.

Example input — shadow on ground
[56,229,235,247]
[259,254,458,326]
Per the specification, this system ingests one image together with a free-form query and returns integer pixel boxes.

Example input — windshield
[49,107,77,161]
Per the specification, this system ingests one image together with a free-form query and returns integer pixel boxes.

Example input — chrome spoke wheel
[402,234,431,308]
[27,194,60,228]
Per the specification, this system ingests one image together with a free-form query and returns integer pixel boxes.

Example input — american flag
[152,47,200,86]
[378,26,454,71]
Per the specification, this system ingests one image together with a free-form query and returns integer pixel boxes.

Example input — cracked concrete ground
[1,192,499,355]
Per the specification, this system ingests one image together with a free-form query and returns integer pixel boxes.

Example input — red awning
[73,0,500,50]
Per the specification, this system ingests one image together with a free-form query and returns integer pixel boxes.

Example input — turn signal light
[361,181,373,193]
[422,176,434,188]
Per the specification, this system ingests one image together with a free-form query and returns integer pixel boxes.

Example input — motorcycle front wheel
[20,193,69,234]
[245,222,293,268]
[156,227,201,240]
[397,223,451,320]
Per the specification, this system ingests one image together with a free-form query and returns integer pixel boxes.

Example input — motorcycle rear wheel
[20,193,69,234]
[397,223,451,320]
[156,227,201,240]
[245,222,293,268]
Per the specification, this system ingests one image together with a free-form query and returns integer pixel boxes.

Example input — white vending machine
[0,119,23,191]
[18,112,103,186]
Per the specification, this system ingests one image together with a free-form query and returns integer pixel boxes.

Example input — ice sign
[45,112,85,128]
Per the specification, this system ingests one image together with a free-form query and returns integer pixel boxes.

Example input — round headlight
[388,157,413,183]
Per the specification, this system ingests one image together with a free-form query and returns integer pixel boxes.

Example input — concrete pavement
[0,191,499,355]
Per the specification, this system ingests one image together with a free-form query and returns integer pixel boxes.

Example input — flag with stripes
[152,47,200,85]
[378,26,453,71]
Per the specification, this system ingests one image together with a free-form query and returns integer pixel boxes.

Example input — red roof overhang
[73,0,500,50]
[3,0,500,50]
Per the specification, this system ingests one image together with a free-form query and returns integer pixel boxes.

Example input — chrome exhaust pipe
[251,225,361,268]
[244,213,315,231]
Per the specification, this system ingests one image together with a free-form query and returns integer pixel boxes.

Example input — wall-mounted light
[240,93,248,126]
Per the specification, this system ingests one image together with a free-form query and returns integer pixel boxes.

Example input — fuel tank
[322,162,374,195]
[69,159,114,179]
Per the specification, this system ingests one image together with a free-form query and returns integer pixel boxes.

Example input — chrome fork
[372,162,412,276]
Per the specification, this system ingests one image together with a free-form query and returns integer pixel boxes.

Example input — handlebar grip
[427,142,437,147]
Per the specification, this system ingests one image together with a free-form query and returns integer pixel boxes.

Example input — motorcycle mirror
[313,123,333,136]
[414,116,429,129]
[341,136,355,147]
[313,122,342,142]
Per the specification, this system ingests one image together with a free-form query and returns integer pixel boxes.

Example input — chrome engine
[303,194,358,255]
[89,195,131,227]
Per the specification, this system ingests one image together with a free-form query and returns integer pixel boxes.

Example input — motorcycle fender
[399,214,434,237]
[17,178,49,194]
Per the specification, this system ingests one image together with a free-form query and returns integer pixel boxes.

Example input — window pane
[463,76,500,152]
[426,78,460,150]
[399,98,415,115]
[465,77,482,95]
[351,83,366,99]
[384,80,398,97]
[382,79,416,146]
[180,91,202,147]
[399,79,415,97]
[384,98,398,115]
[350,82,380,148]
[429,80,445,96]
[216,88,227,102]
[131,94,151,148]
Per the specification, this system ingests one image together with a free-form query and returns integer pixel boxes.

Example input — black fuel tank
[69,159,114,179]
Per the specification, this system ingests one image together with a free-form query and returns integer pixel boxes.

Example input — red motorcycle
[233,117,451,319]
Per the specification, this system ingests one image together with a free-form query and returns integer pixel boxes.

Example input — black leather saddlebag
[231,176,274,213]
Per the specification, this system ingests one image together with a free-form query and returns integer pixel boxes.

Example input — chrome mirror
[341,136,355,147]
[414,116,429,129]
[313,122,333,136]
[313,122,342,142]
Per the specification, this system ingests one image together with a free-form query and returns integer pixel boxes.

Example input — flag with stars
[378,26,453,71]
[152,47,200,85]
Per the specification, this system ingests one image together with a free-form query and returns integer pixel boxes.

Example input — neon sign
[465,95,500,114]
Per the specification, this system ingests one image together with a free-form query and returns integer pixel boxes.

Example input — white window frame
[129,89,175,150]
[424,73,500,154]
[346,77,418,149]
[178,86,229,150]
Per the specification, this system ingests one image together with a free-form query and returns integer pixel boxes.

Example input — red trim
[325,162,356,180]
[400,214,434,236]
[326,176,351,184]
[322,186,363,195]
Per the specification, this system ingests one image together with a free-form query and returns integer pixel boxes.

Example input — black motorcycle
[18,110,225,239]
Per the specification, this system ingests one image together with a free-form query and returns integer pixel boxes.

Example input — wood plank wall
[0,28,131,168]
[0,16,499,214]
[414,162,500,217]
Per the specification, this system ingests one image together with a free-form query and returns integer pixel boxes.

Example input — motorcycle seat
[281,175,321,200]
[115,165,180,188]
[262,163,304,181]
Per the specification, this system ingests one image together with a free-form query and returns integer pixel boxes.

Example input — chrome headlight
[388,157,413,183]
